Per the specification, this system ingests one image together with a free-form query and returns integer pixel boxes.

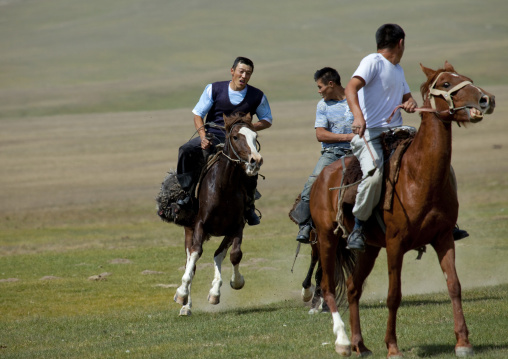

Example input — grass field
[1,0,508,358]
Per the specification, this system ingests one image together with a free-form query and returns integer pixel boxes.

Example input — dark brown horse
[172,113,263,316]
[310,62,495,357]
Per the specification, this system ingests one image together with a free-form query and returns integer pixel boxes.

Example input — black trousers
[176,136,224,193]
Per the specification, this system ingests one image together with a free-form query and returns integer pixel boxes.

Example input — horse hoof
[302,285,314,302]
[174,293,188,306]
[179,307,192,316]
[455,346,474,357]
[208,294,220,305]
[230,278,245,290]
[335,344,352,357]
[308,308,320,315]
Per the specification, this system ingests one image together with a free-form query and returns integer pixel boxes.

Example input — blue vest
[205,81,264,138]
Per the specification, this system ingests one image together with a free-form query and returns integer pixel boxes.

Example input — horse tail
[334,238,357,309]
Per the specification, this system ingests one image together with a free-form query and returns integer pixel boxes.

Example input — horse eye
[443,82,450,88]
[232,136,238,141]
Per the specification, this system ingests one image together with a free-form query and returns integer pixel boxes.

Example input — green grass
[2,283,508,358]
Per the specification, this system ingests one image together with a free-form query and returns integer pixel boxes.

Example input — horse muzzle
[245,155,263,176]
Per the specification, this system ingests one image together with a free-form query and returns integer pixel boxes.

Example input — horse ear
[420,63,435,79]
[223,113,232,130]
[245,113,252,123]
[444,61,455,72]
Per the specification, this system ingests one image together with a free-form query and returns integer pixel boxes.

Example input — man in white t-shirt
[344,24,417,251]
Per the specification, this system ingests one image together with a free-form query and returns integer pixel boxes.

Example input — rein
[388,72,474,125]
[221,122,261,166]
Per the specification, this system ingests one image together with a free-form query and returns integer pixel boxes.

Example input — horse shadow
[222,306,280,316]
[359,294,502,310]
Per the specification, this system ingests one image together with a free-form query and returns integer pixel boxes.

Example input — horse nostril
[250,158,256,165]
[479,95,490,108]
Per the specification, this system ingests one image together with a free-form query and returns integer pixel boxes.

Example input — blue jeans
[301,147,349,202]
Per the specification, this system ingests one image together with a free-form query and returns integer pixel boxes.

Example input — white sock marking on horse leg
[231,264,245,289]
[179,283,193,316]
[176,249,199,299]
[209,249,227,298]
[332,312,351,346]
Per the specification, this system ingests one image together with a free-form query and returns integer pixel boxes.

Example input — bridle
[427,71,473,114]
[221,122,261,166]
[388,71,481,123]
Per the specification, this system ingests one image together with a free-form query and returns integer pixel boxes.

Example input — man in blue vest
[175,57,273,225]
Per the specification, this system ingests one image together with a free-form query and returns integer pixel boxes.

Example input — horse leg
[384,245,404,358]
[175,225,204,316]
[229,233,245,290]
[208,237,232,305]
[348,245,380,356]
[318,229,351,357]
[431,238,473,357]
[302,237,319,303]
[179,284,193,316]
[309,262,330,314]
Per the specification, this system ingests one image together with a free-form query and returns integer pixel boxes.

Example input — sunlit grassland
[1,0,508,357]
[1,283,508,358]
[1,91,507,357]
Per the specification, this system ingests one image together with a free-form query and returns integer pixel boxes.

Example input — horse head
[223,113,263,176]
[420,61,495,124]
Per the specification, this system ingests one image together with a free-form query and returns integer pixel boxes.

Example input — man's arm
[345,76,367,137]
[253,120,271,131]
[316,127,354,143]
[193,114,212,149]
[401,92,418,113]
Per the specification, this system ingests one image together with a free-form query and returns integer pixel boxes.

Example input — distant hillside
[0,0,506,118]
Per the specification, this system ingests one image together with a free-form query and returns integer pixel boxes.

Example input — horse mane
[224,112,255,133]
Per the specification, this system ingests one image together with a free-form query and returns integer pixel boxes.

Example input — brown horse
[310,62,495,357]
[171,113,263,316]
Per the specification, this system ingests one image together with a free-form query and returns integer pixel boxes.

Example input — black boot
[176,194,192,209]
[347,217,366,252]
[292,200,312,243]
[453,225,469,241]
[245,206,260,226]
[296,223,312,244]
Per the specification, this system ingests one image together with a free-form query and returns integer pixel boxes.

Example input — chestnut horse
[310,62,495,357]
[172,113,263,316]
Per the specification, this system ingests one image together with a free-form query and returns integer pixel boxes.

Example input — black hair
[376,24,405,50]
[314,67,341,86]
[232,57,254,71]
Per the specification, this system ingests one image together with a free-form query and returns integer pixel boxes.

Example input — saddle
[335,126,416,235]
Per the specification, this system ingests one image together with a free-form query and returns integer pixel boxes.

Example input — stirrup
[176,194,192,209]
[245,207,261,226]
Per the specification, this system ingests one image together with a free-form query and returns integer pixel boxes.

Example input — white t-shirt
[352,53,410,128]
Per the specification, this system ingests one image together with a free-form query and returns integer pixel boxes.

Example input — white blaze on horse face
[239,127,262,176]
